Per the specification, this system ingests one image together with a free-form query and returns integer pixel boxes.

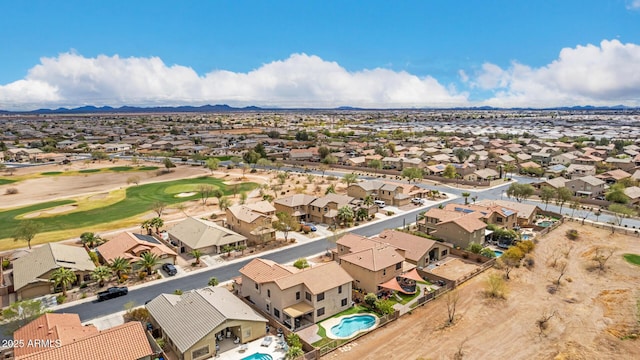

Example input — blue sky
[1,0,639,109]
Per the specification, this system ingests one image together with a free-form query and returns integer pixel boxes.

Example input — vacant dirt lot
[327,222,640,360]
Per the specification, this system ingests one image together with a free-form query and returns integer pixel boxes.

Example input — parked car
[162,263,178,276]
[374,200,386,208]
[301,222,317,231]
[97,286,128,301]
[411,198,425,205]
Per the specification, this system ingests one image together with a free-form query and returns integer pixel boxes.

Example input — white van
[374,200,386,208]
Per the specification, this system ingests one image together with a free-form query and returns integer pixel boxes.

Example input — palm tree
[363,195,374,207]
[208,277,219,287]
[337,206,355,227]
[91,266,112,287]
[190,249,203,265]
[285,345,304,360]
[136,252,160,275]
[141,219,153,235]
[50,267,76,296]
[355,208,369,222]
[80,232,103,249]
[110,257,132,279]
[461,192,470,205]
[150,217,164,233]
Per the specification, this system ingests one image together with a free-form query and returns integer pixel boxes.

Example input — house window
[192,345,210,359]
[266,304,270,312]
[267,289,271,298]
[324,207,328,212]
[296,291,300,300]
[255,283,259,290]
[338,285,342,294]
[274,308,280,318]
[83,274,91,282]
[395,263,402,270]
[442,249,448,256]
[383,269,386,276]
[341,298,348,306]
[305,292,311,301]
[317,307,325,316]
[317,292,325,301]
[496,217,503,223]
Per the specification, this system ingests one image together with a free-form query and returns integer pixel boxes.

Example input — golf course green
[0,176,257,241]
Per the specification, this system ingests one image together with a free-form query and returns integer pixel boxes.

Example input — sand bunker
[176,192,197,197]
[23,204,78,218]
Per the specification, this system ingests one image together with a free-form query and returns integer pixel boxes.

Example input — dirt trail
[327,223,640,360]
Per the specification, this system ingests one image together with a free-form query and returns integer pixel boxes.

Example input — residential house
[473,168,500,181]
[604,157,635,172]
[596,169,632,185]
[307,193,356,225]
[565,176,606,197]
[97,231,176,268]
[238,259,353,330]
[551,152,578,166]
[13,314,155,360]
[4,148,43,162]
[373,230,451,268]
[418,208,487,249]
[347,180,420,207]
[477,200,542,226]
[13,243,96,300]
[442,203,519,230]
[544,164,567,179]
[335,234,406,294]
[289,147,319,161]
[539,177,568,191]
[226,201,276,245]
[274,194,317,223]
[167,217,247,255]
[566,164,596,179]
[147,287,267,360]
[623,186,640,206]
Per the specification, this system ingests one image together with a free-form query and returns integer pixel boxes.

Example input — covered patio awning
[379,277,416,295]
[283,302,314,318]
[400,268,424,282]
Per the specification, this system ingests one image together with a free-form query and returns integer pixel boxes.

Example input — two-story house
[238,259,353,330]
[226,201,276,245]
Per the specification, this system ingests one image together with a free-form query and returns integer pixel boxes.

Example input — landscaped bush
[364,293,377,307]
[79,283,88,289]
[5,187,18,195]
[138,271,147,280]
[2,259,10,269]
[124,307,150,323]
[56,295,66,304]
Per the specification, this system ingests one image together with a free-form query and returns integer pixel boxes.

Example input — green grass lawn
[137,166,159,171]
[0,177,257,241]
[0,179,16,185]
[108,166,134,172]
[623,253,640,266]
[396,287,421,305]
[78,169,101,173]
[164,183,219,194]
[41,171,63,175]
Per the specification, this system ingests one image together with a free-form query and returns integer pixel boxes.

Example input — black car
[162,263,178,276]
[97,286,128,301]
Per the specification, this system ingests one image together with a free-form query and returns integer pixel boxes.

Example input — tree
[198,184,214,206]
[136,252,160,275]
[212,189,224,204]
[443,164,457,179]
[461,192,471,205]
[50,267,76,296]
[402,167,423,183]
[295,131,310,141]
[322,154,338,165]
[337,205,355,227]
[208,277,219,287]
[91,151,109,161]
[285,346,304,360]
[221,244,235,257]
[536,310,558,337]
[242,150,261,167]
[466,242,482,254]
[363,195,374,207]
[236,244,247,255]
[555,187,573,214]
[375,299,395,315]
[150,217,164,233]
[239,191,248,205]
[503,163,517,179]
[364,293,378,307]
[141,219,153,235]
[205,158,220,174]
[355,207,369,222]
[218,196,231,212]
[506,183,535,202]
[367,159,383,171]
[319,163,329,177]
[286,333,302,348]
[163,157,176,172]
[274,212,299,242]
[277,171,288,185]
[256,158,272,169]
[91,266,112,287]
[318,146,330,160]
[453,148,470,163]
[593,247,615,271]
[254,143,267,158]
[540,187,556,210]
[2,299,46,334]
[110,257,132,279]
[484,273,506,298]
[608,203,635,229]
[80,232,103,248]
[445,289,460,325]
[152,201,167,217]
[325,184,336,194]
[605,184,629,204]
[499,246,524,280]
[293,258,310,269]
[13,221,42,249]
[342,173,359,187]
[190,249,203,265]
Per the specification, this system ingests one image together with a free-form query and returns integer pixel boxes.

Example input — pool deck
[213,334,287,360]
[319,313,379,340]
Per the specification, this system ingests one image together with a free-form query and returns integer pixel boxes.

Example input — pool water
[537,221,554,227]
[493,250,503,257]
[330,315,376,338]
[522,234,531,240]
[241,353,273,360]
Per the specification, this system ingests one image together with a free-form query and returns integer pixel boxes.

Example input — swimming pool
[241,353,273,360]
[537,220,554,227]
[493,250,503,257]
[329,314,377,338]
[521,234,531,240]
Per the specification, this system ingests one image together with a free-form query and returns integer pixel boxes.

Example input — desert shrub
[138,271,147,280]
[385,211,395,216]
[173,289,183,295]
[81,292,87,299]
[484,273,507,299]
[250,168,257,173]
[56,295,66,304]
[565,229,579,240]
[326,175,338,181]
[5,187,18,195]
[523,254,535,268]
[124,307,150,323]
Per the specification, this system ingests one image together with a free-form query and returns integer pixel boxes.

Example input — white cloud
[0,52,468,110]
[473,39,640,107]
[627,0,640,10]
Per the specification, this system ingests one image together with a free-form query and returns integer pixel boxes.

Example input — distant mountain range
[0,104,638,114]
